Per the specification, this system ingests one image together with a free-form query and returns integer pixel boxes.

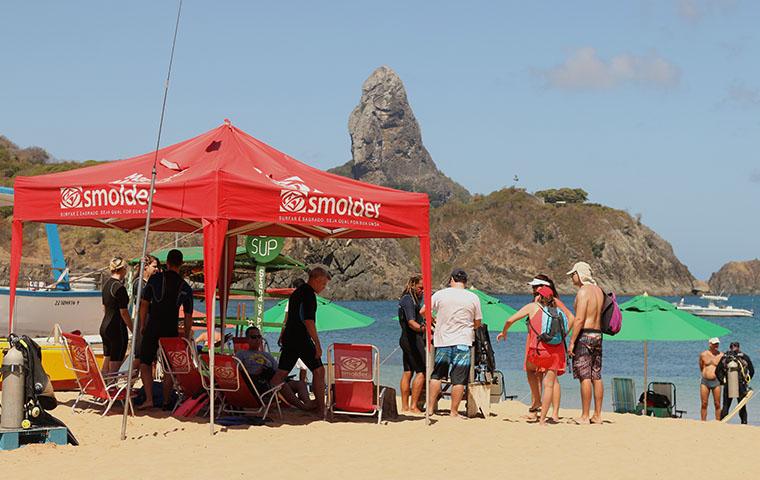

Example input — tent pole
[209,295,216,435]
[418,235,433,426]
[119,0,183,441]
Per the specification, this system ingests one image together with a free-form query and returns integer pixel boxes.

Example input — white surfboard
[721,389,754,423]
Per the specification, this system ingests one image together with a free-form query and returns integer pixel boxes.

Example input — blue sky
[1,1,758,279]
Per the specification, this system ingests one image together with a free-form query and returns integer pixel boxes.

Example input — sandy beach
[2,393,759,479]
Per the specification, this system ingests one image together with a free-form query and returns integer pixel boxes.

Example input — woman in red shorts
[497,284,572,425]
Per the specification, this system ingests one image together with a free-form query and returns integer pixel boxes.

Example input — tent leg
[418,235,433,426]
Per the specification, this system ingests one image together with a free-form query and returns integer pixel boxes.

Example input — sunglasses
[248,335,262,339]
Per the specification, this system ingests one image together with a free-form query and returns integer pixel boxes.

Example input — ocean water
[228,294,760,425]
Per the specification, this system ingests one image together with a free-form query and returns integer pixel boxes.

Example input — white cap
[527,278,551,287]
[709,337,720,345]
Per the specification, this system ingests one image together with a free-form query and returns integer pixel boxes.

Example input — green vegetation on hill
[534,187,588,204]
[0,136,101,188]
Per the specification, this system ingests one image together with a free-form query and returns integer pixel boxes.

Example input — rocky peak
[330,66,470,207]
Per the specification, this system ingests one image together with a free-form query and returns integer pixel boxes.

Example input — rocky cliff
[330,66,470,207]
[708,260,760,294]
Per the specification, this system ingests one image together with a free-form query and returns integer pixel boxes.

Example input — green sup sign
[244,236,284,264]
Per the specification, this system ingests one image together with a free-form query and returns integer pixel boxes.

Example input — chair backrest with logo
[61,332,109,400]
[332,343,377,413]
[158,337,205,398]
[211,354,262,409]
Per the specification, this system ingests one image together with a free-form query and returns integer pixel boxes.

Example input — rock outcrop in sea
[708,259,760,294]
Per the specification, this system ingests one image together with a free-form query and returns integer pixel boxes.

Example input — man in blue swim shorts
[421,269,482,418]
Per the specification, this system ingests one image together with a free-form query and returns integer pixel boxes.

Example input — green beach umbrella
[468,288,526,333]
[609,295,730,342]
[606,294,730,412]
[262,295,375,333]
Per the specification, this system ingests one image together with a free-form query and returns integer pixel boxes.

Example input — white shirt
[429,287,482,347]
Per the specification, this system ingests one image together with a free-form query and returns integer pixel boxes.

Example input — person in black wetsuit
[398,274,425,413]
[130,255,159,367]
[270,266,332,417]
[100,257,132,374]
[717,342,755,424]
[137,249,193,410]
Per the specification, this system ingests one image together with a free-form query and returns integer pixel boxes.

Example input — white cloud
[539,47,680,91]
[724,84,760,109]
[676,0,737,23]
[678,0,702,21]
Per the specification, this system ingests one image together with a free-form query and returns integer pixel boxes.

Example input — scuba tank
[727,358,740,399]
[1,344,25,429]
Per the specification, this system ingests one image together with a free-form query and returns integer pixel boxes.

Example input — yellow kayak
[0,337,104,391]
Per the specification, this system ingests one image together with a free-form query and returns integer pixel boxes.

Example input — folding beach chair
[158,337,209,414]
[326,343,387,424]
[649,381,686,418]
[232,337,250,353]
[611,377,640,414]
[201,353,282,420]
[61,332,135,416]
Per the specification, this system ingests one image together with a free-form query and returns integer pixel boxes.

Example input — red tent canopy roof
[13,121,429,239]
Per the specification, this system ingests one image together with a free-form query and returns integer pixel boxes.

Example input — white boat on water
[0,287,102,337]
[1,186,103,337]
[674,295,754,318]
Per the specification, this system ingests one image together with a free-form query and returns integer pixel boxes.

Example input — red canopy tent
[8,120,434,432]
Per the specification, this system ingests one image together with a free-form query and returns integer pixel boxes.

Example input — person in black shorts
[398,274,425,413]
[138,249,193,410]
[270,266,332,416]
[100,257,132,374]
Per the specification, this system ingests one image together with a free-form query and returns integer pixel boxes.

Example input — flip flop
[569,418,590,425]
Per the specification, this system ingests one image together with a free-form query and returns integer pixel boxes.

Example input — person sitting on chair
[235,326,314,411]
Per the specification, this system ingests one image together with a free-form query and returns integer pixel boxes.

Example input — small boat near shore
[674,295,754,318]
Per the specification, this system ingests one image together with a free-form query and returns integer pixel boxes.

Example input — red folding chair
[327,343,387,424]
[200,353,282,420]
[158,337,208,414]
[232,337,250,352]
[61,332,135,416]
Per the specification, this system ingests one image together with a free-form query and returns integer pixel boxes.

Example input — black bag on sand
[638,390,670,409]
[380,386,398,420]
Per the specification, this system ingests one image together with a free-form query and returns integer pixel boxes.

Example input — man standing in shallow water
[567,261,605,424]
[699,338,723,421]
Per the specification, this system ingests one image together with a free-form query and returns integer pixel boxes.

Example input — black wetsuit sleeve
[303,292,317,321]
[180,282,193,313]
[746,355,755,379]
[115,285,129,310]
[399,295,416,326]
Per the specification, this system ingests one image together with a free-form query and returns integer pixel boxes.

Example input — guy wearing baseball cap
[420,268,482,418]
[699,337,724,421]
